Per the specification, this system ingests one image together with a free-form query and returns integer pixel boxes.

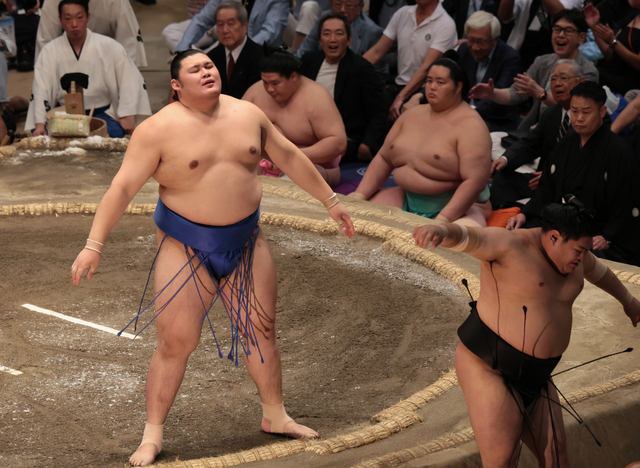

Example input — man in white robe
[35,0,148,67]
[26,0,151,138]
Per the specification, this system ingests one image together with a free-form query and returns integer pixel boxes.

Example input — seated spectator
[612,93,640,134]
[175,0,288,50]
[584,1,640,95]
[458,11,520,131]
[243,50,347,186]
[368,0,408,29]
[349,58,492,226]
[207,1,263,99]
[300,13,387,163]
[163,0,209,55]
[35,0,147,67]
[290,0,329,51]
[508,81,640,267]
[295,0,384,75]
[491,60,585,208]
[469,9,597,132]
[498,0,582,70]
[442,0,500,39]
[26,0,151,138]
[363,0,458,120]
[12,0,40,72]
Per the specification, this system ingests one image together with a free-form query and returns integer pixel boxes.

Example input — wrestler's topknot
[541,197,599,241]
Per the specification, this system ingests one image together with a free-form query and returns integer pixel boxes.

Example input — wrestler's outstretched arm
[583,252,640,327]
[413,222,515,262]
[71,118,163,285]
[260,110,355,238]
[438,118,491,222]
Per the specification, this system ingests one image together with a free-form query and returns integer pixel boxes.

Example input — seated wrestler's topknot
[540,196,599,241]
[260,49,302,78]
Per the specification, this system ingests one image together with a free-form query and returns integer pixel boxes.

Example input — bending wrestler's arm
[299,87,347,164]
[351,116,405,199]
[583,252,640,327]
[413,222,512,261]
[71,120,162,284]
[392,166,460,194]
[437,119,491,222]
[261,111,355,237]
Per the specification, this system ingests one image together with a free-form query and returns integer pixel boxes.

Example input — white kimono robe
[26,30,151,130]
[35,0,148,67]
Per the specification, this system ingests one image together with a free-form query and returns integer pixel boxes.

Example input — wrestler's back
[247,79,323,148]
[386,105,484,182]
[475,230,584,359]
[148,97,264,226]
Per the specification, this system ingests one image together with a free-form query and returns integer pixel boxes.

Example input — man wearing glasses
[469,9,598,134]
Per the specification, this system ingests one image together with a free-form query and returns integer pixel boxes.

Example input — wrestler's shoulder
[220,95,269,121]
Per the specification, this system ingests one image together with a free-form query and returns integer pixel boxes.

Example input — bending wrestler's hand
[528,171,542,191]
[468,79,494,100]
[490,157,507,174]
[624,296,640,327]
[413,224,446,249]
[328,203,355,238]
[592,235,610,251]
[71,249,101,285]
[506,213,526,230]
[118,115,136,135]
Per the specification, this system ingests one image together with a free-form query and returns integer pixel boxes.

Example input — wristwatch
[610,39,618,49]
[538,90,548,102]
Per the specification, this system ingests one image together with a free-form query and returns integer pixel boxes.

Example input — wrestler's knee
[156,331,200,360]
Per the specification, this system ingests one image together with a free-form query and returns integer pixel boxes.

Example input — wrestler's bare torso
[140,96,265,226]
[381,102,491,193]
[475,228,584,359]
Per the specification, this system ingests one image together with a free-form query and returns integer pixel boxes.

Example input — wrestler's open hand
[71,249,101,285]
[413,224,446,249]
[328,203,355,238]
[624,296,640,327]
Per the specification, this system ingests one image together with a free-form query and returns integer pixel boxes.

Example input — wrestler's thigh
[369,187,406,207]
[521,383,569,468]
[153,230,215,346]
[456,342,524,468]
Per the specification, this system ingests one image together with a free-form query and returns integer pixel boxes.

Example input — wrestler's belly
[157,171,263,226]
[475,301,573,359]
[392,166,461,194]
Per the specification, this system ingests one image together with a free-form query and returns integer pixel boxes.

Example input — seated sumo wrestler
[242,49,347,187]
[349,57,492,227]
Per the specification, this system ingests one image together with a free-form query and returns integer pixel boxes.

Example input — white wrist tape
[449,225,469,252]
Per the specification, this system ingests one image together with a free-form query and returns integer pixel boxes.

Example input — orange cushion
[487,207,521,228]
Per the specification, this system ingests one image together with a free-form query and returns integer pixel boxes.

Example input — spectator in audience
[491,60,585,208]
[175,0,288,50]
[163,0,209,54]
[469,9,596,132]
[349,58,492,226]
[290,0,329,51]
[295,0,385,75]
[363,0,458,120]
[368,0,409,29]
[584,1,640,95]
[243,50,347,186]
[26,0,151,138]
[498,0,583,70]
[35,0,148,67]
[206,1,263,99]
[442,0,499,39]
[300,13,387,162]
[458,11,520,131]
[507,81,640,267]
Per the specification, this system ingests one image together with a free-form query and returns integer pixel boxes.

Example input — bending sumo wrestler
[70,50,355,467]
[413,198,640,467]
[349,57,492,227]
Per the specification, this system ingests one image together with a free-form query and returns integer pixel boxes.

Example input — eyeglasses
[333,1,360,9]
[550,74,578,83]
[552,26,578,36]
[467,37,493,47]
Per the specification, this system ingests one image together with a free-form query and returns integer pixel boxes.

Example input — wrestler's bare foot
[261,417,319,439]
[129,442,161,467]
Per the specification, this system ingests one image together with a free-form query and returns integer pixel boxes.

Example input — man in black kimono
[507,81,640,266]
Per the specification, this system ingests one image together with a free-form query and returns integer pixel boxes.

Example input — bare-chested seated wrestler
[71,50,355,467]
[413,198,640,467]
[348,58,492,226]
[243,49,347,188]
